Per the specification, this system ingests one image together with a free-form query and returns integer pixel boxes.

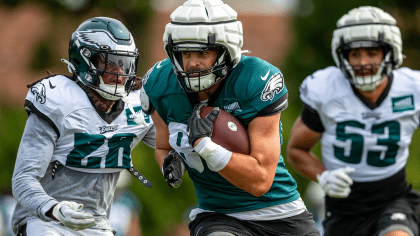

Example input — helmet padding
[163,0,244,92]
[331,6,403,91]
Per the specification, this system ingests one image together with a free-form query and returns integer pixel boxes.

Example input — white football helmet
[163,0,244,92]
[331,6,403,91]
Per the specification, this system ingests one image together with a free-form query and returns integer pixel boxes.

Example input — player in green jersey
[140,0,320,235]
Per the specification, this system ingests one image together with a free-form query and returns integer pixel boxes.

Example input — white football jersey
[300,66,420,182]
[25,75,154,173]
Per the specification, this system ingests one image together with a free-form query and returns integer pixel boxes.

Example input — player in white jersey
[287,6,420,236]
[11,17,155,236]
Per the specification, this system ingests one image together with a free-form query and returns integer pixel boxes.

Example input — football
[200,106,250,155]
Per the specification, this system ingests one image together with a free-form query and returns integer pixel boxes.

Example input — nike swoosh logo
[261,70,270,81]
[156,61,163,69]
[59,208,67,218]
[49,80,56,89]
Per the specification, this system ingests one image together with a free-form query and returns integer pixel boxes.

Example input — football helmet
[331,6,403,91]
[163,0,244,92]
[66,17,139,100]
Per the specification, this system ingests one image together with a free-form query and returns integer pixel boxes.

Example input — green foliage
[0,0,24,7]
[30,39,54,72]
[0,104,27,193]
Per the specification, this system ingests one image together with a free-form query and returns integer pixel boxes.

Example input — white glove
[317,167,355,198]
[52,201,96,231]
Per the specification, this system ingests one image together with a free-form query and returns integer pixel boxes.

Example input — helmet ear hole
[72,58,81,66]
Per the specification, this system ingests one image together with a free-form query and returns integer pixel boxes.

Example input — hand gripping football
[200,107,250,155]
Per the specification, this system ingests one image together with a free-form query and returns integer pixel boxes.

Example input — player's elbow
[286,145,299,166]
[250,177,273,197]
[253,186,270,197]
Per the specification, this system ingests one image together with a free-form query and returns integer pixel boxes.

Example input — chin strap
[122,94,149,127]
[61,59,76,74]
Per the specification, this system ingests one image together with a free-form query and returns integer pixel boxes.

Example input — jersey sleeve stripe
[256,92,288,117]
[301,102,324,133]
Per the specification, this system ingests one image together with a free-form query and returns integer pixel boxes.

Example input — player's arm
[287,105,355,198]
[286,117,324,182]
[12,113,59,221]
[151,110,172,169]
[218,112,282,197]
[188,104,283,197]
[13,114,96,230]
[151,110,185,188]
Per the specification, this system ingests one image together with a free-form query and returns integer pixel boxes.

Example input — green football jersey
[143,55,299,213]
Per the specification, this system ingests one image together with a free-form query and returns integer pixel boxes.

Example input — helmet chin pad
[95,76,126,100]
[184,73,217,91]
[342,54,389,91]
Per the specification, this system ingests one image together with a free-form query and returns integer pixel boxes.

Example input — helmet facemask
[337,41,393,91]
[166,35,232,92]
[81,46,138,100]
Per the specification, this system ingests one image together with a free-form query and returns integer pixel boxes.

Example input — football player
[287,6,420,236]
[11,17,155,236]
[140,0,320,235]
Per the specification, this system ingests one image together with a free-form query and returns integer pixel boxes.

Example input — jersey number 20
[66,133,136,168]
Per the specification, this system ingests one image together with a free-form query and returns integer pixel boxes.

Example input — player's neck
[357,76,389,104]
[198,81,222,101]
[90,89,117,112]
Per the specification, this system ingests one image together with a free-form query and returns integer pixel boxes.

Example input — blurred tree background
[1,0,420,235]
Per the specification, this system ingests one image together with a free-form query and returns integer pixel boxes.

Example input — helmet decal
[76,30,118,48]
[75,30,134,51]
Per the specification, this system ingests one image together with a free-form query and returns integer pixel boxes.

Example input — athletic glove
[52,201,96,231]
[317,167,355,198]
[162,150,185,188]
[187,103,220,147]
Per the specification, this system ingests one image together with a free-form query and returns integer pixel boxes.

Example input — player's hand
[163,150,185,188]
[187,103,220,147]
[317,167,355,198]
[52,201,96,231]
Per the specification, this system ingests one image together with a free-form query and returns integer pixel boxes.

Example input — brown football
[200,106,250,155]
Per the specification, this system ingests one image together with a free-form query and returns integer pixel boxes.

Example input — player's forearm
[218,152,278,197]
[286,148,325,182]
[12,114,59,221]
[155,148,171,170]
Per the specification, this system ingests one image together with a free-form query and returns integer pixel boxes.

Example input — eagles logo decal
[99,125,118,134]
[75,30,133,49]
[31,83,46,104]
[260,72,284,101]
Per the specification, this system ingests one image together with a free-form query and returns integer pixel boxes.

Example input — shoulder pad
[300,66,345,109]
[140,86,154,115]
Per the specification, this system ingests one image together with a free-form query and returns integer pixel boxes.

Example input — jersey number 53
[334,120,400,167]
